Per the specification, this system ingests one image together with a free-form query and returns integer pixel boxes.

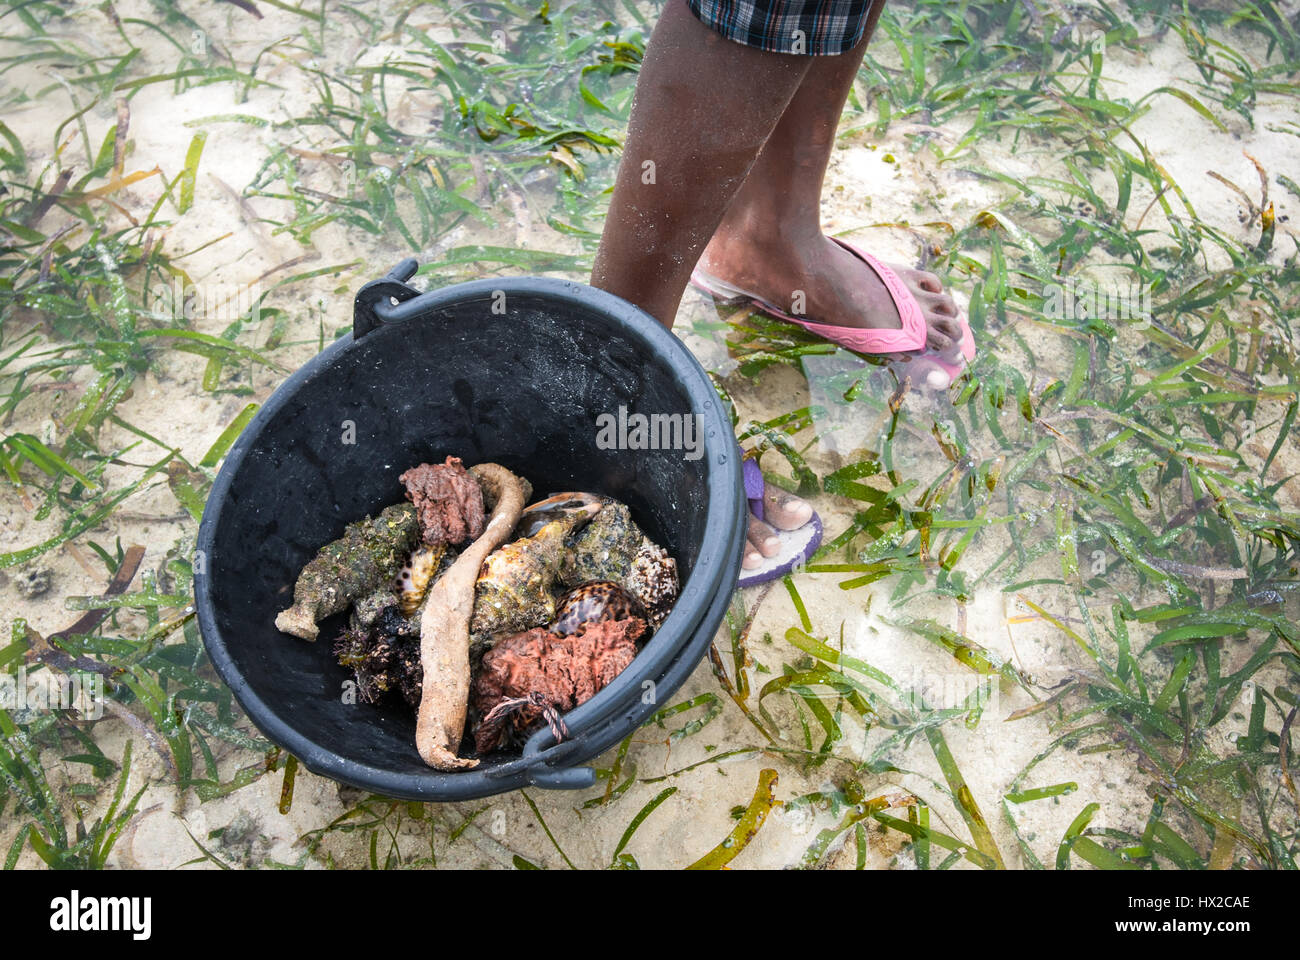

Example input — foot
[698,231,965,364]
[742,482,813,570]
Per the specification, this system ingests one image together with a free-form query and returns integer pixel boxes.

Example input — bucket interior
[201,288,722,779]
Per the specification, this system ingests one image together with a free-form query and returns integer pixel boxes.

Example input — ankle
[709,213,824,259]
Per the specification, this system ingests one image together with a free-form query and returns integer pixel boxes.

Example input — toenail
[925,368,951,390]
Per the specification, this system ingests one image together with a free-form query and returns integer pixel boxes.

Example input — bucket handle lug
[502,730,593,790]
[353,258,421,338]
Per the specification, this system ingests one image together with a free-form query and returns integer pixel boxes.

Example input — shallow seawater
[0,0,1296,870]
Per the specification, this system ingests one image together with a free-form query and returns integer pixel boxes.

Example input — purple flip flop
[737,456,823,589]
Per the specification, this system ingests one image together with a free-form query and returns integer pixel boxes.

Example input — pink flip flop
[691,236,976,386]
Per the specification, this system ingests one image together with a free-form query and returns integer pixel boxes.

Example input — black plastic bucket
[195,260,745,801]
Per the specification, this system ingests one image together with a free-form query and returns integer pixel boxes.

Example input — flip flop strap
[693,242,929,355]
[828,238,929,350]
[742,457,764,523]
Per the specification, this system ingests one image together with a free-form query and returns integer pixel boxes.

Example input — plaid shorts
[686,0,877,55]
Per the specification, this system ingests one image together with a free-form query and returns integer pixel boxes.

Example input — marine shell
[549,581,644,636]
[350,587,400,633]
[558,498,679,628]
[275,503,419,640]
[559,499,643,587]
[471,496,601,636]
[625,540,679,628]
[512,491,604,540]
[394,544,448,616]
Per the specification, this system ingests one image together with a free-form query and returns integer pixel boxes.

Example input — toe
[926,290,960,318]
[742,543,764,569]
[915,294,961,353]
[925,326,955,353]
[897,271,961,351]
[748,515,781,557]
[899,356,952,391]
[907,269,943,294]
[763,483,812,530]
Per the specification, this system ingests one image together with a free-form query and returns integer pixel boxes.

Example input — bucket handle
[353,258,421,338]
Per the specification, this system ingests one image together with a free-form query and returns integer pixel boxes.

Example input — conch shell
[470,493,602,636]
[276,503,419,640]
